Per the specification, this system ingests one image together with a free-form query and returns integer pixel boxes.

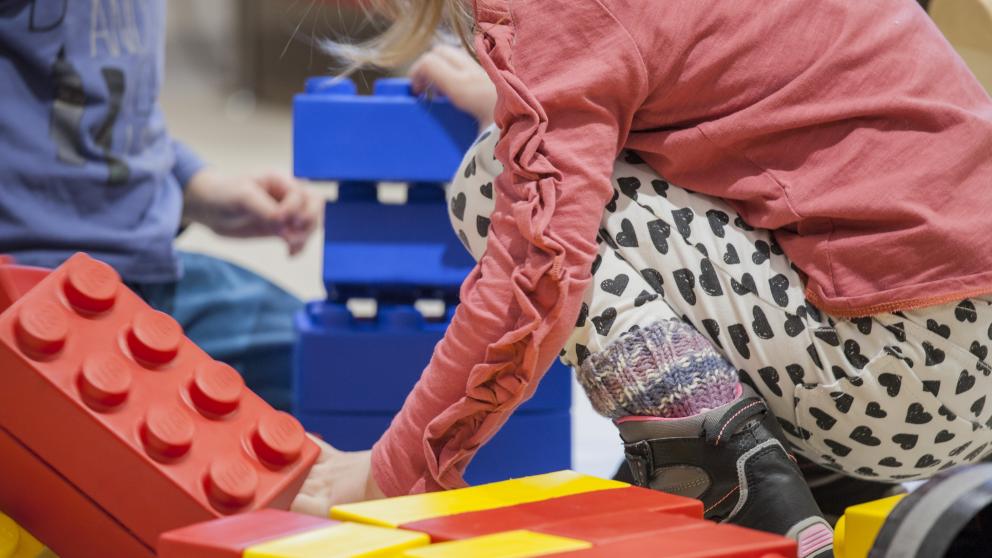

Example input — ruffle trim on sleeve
[416,3,578,491]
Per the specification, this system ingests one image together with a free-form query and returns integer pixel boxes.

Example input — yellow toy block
[398,530,592,558]
[332,471,626,528]
[833,494,905,558]
[0,513,47,558]
[244,522,429,558]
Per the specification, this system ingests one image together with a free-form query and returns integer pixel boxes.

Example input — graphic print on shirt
[49,46,87,166]
[44,0,150,183]
[28,0,68,32]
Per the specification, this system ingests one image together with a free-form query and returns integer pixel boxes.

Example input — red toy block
[0,426,153,558]
[552,521,796,558]
[534,509,705,545]
[0,253,319,552]
[0,260,49,315]
[158,509,335,558]
[401,485,703,542]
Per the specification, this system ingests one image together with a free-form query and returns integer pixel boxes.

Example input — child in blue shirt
[0,0,321,410]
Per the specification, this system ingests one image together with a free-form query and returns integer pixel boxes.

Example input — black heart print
[751,306,774,340]
[758,367,783,397]
[878,373,902,397]
[731,273,757,296]
[785,364,805,385]
[575,303,589,327]
[476,216,491,238]
[892,433,918,450]
[634,290,658,307]
[698,259,723,296]
[702,319,723,349]
[955,299,978,323]
[600,274,630,296]
[723,244,740,265]
[647,220,671,255]
[592,308,617,336]
[809,407,836,430]
[923,342,946,366]
[728,324,751,359]
[615,218,639,247]
[956,369,976,395]
[926,319,951,339]
[844,340,869,369]
[935,430,956,443]
[640,268,665,295]
[906,403,933,424]
[480,181,493,199]
[824,439,852,457]
[752,240,771,265]
[768,274,790,307]
[606,190,619,212]
[617,176,641,200]
[673,269,697,305]
[463,157,477,178]
[850,426,881,446]
[866,402,888,419]
[833,392,854,414]
[651,179,669,197]
[671,208,694,239]
[706,209,730,238]
[451,193,467,220]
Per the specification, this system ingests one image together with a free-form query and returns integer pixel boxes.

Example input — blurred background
[162,0,992,477]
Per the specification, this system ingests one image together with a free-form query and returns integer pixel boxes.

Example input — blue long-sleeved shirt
[0,0,202,282]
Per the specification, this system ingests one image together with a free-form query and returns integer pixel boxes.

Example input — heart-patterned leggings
[449,125,992,482]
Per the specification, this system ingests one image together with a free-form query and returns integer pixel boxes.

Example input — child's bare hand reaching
[410,44,497,130]
[291,436,386,516]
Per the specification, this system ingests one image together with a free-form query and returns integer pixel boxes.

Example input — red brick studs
[63,256,120,314]
[15,299,68,358]
[142,404,195,461]
[128,310,182,366]
[252,412,307,468]
[189,361,245,417]
[78,351,133,410]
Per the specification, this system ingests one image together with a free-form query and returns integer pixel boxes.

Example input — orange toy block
[401,486,703,542]
[158,509,335,558]
[0,254,319,555]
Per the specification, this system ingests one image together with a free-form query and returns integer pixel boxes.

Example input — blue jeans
[128,252,300,411]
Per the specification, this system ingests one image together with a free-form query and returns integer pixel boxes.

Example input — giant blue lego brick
[294,301,573,414]
[294,78,478,183]
[298,410,572,485]
[323,183,474,302]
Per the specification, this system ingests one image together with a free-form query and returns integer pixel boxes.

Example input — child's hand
[291,435,386,516]
[410,44,497,129]
[182,169,322,255]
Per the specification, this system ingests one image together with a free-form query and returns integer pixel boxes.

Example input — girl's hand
[410,44,497,130]
[291,436,386,516]
[182,169,323,256]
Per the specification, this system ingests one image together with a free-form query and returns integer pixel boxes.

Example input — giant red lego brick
[0,425,153,558]
[0,253,319,551]
[157,509,335,558]
[401,485,703,542]
[551,521,796,558]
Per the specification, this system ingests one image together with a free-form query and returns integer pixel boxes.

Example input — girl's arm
[372,0,650,495]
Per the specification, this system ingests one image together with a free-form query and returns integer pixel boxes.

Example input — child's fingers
[432,44,473,70]
[409,51,459,96]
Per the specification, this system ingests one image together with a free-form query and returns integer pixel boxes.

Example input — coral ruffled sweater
[371,0,992,495]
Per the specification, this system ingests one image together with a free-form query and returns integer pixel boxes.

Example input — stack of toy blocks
[0,254,319,558]
[158,470,798,557]
[292,77,573,483]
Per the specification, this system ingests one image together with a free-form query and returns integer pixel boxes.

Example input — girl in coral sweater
[295,2,992,556]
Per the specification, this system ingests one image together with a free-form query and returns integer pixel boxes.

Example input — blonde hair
[326,0,475,70]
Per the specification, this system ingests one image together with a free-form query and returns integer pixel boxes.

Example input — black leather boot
[619,385,833,558]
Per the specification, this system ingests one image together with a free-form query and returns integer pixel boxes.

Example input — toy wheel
[870,464,992,557]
